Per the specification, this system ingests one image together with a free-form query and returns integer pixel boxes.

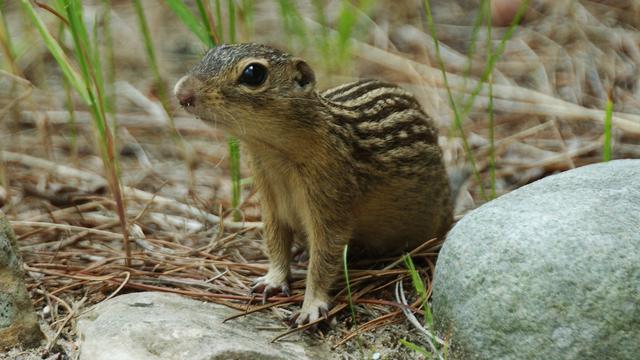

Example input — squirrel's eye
[238,63,267,87]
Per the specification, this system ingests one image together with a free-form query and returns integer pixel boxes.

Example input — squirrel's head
[174,43,317,138]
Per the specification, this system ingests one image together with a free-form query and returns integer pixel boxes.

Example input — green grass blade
[164,0,210,45]
[460,0,530,118]
[133,0,170,113]
[423,0,487,200]
[166,0,243,222]
[277,0,308,47]
[62,0,111,156]
[102,0,117,117]
[400,339,433,359]
[603,96,613,161]
[19,0,89,103]
[488,76,496,198]
[30,0,130,265]
[456,0,488,106]
[425,0,529,201]
[227,0,236,43]
[0,6,20,75]
[484,0,496,199]
[238,0,255,39]
[311,0,330,64]
[64,0,110,138]
[132,0,159,79]
[403,255,426,300]
[462,3,487,80]
[222,0,242,216]
[195,0,216,46]
[63,0,90,83]
[214,0,224,43]
[213,0,242,217]
[336,0,356,57]
[228,137,241,220]
[91,14,107,117]
[403,254,432,326]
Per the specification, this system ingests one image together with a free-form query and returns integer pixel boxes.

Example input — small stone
[433,160,640,360]
[78,291,332,360]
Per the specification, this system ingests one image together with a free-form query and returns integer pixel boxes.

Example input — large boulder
[432,160,640,360]
[78,291,332,360]
[0,210,43,350]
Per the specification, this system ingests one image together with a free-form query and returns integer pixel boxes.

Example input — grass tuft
[401,254,448,359]
[423,0,529,201]
[422,0,487,201]
[22,0,131,265]
[403,255,431,326]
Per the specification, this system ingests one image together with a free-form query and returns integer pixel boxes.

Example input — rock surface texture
[78,291,332,360]
[0,210,43,350]
[432,160,640,360]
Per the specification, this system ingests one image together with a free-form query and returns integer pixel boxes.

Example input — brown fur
[174,43,452,325]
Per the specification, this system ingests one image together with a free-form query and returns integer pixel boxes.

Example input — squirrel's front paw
[290,296,330,327]
[250,272,290,304]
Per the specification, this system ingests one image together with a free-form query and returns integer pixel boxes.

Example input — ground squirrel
[174,43,453,326]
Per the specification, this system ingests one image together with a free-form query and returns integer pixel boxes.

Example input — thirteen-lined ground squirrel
[175,43,453,326]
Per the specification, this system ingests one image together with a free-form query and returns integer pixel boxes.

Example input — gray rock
[0,210,43,350]
[78,291,332,360]
[432,160,640,360]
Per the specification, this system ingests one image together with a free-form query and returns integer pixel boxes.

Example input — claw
[289,297,331,331]
[250,278,264,293]
[250,273,290,304]
[295,311,310,326]
[250,282,264,296]
[287,313,300,328]
[320,307,329,320]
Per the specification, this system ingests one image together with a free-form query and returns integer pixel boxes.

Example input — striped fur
[319,80,440,175]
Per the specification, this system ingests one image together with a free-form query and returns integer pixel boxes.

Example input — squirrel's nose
[178,92,195,107]
[174,76,196,107]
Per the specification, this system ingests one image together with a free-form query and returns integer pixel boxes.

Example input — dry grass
[1,0,639,357]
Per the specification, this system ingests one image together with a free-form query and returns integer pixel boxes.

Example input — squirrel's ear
[292,58,315,92]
